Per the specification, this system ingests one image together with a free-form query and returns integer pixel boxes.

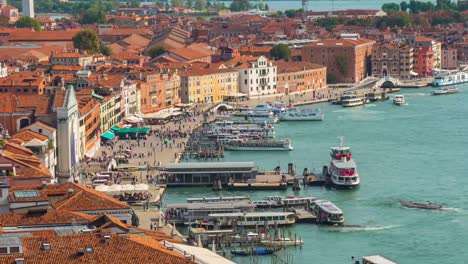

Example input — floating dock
[226,182,288,190]
[293,209,317,224]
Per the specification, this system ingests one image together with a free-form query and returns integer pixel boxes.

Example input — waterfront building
[163,162,258,186]
[399,46,415,79]
[76,89,101,158]
[371,42,416,79]
[454,41,468,65]
[441,46,458,70]
[179,67,239,104]
[413,46,434,76]
[274,61,326,94]
[162,71,181,107]
[230,55,277,97]
[302,38,375,83]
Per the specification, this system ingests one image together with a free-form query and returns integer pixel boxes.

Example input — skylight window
[13,191,39,198]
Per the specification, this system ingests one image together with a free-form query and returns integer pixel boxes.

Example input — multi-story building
[163,71,181,107]
[413,46,434,76]
[372,43,401,78]
[441,47,458,69]
[0,72,46,95]
[50,52,94,67]
[454,42,467,66]
[136,72,167,114]
[180,67,239,103]
[232,56,277,97]
[399,46,415,79]
[274,61,327,94]
[76,89,101,158]
[302,38,375,83]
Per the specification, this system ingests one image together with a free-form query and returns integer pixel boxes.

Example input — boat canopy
[314,200,343,214]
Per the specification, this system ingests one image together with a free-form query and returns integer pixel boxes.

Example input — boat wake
[321,225,400,233]
[441,207,466,214]
[400,92,428,97]
[365,104,377,107]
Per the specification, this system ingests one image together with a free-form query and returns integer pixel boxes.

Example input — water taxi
[393,95,405,105]
[432,70,468,86]
[399,200,443,210]
[310,200,344,225]
[224,139,293,151]
[431,87,459,95]
[279,107,323,121]
[186,196,251,203]
[208,212,296,227]
[328,137,360,188]
[342,98,366,107]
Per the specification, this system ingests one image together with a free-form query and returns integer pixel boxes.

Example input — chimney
[67,188,74,196]
[77,248,85,255]
[41,181,47,190]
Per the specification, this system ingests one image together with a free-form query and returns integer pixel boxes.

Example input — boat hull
[224,146,292,151]
[279,115,323,121]
[260,240,304,247]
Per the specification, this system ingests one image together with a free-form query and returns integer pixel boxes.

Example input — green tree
[14,17,41,31]
[99,44,112,56]
[265,3,269,10]
[186,0,193,8]
[284,9,297,18]
[270,44,291,61]
[315,17,339,31]
[172,0,184,7]
[327,73,337,84]
[148,46,167,59]
[400,1,409,12]
[194,0,207,10]
[229,0,250,11]
[382,3,400,14]
[335,55,348,76]
[79,7,106,24]
[72,29,100,54]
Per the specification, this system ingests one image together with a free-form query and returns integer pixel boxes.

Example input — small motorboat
[231,248,278,256]
[400,200,443,210]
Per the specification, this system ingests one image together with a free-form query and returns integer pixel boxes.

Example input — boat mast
[338,136,344,149]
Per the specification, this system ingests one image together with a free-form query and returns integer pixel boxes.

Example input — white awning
[409,71,418,76]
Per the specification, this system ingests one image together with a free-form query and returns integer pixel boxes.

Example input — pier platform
[294,209,317,223]
[305,173,326,186]
[226,182,287,190]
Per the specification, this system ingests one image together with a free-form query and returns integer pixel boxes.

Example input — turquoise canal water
[163,84,468,264]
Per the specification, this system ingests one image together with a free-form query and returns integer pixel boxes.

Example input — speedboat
[328,137,360,188]
[431,87,459,95]
[400,200,443,210]
[393,95,405,105]
[279,107,323,121]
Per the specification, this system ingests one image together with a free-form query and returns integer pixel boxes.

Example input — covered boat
[400,200,443,210]
[231,248,278,256]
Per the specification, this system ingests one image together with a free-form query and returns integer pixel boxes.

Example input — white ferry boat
[279,107,323,121]
[230,110,278,124]
[208,212,296,227]
[432,70,468,86]
[224,139,293,151]
[328,137,360,188]
[310,199,344,225]
[253,196,317,208]
[342,98,366,107]
[186,196,251,203]
[211,123,275,138]
[393,95,405,105]
[431,87,459,95]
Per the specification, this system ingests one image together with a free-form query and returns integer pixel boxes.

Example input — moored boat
[432,70,468,86]
[366,91,389,102]
[260,238,304,247]
[279,107,323,121]
[342,98,366,107]
[231,248,279,256]
[393,95,405,105]
[209,212,296,227]
[399,200,443,210]
[224,139,293,151]
[310,199,344,225]
[328,137,360,188]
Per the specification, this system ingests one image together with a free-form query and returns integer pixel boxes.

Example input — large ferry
[431,87,459,95]
[230,110,278,124]
[279,107,323,121]
[432,70,468,86]
[224,139,293,151]
[328,137,360,188]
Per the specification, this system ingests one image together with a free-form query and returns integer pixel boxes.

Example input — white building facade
[237,56,277,97]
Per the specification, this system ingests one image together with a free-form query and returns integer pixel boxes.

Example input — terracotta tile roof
[52,183,130,211]
[305,38,375,47]
[0,93,17,112]
[167,47,210,60]
[0,210,92,227]
[16,94,53,115]
[52,52,86,58]
[12,129,49,142]
[30,121,56,132]
[52,65,83,71]
[103,28,152,37]
[0,233,195,264]
[8,30,80,42]
[53,90,66,108]
[1,141,51,178]
[0,73,46,88]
